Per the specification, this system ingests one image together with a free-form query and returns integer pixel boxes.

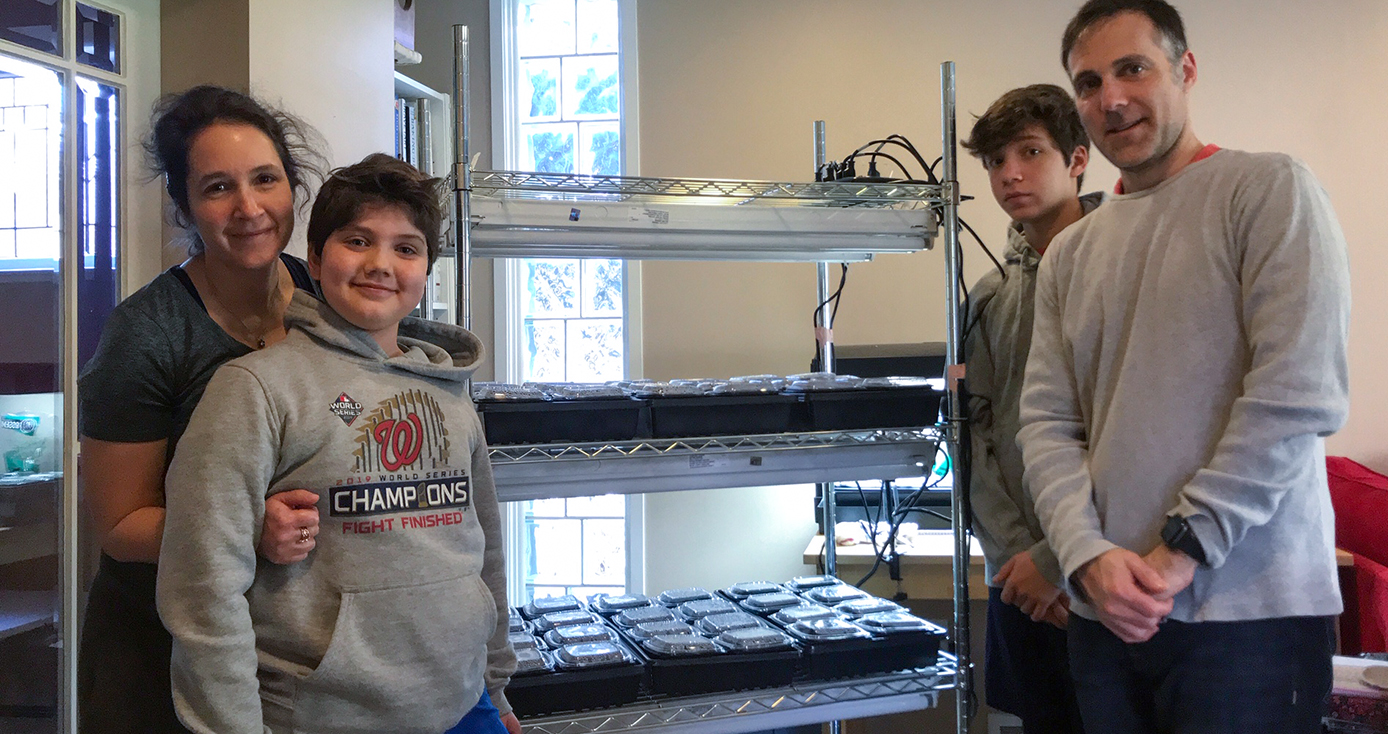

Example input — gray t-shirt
[79,254,315,469]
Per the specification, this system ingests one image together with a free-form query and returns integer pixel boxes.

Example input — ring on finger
[297,526,312,544]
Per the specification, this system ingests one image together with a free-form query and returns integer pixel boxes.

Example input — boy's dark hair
[307,153,447,268]
[145,85,324,254]
[1061,0,1187,71]
[962,84,1090,190]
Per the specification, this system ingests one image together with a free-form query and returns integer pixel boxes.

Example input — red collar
[1113,144,1221,194]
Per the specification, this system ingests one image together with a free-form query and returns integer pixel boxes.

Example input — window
[493,0,640,603]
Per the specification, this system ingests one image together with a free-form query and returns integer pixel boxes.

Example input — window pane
[528,518,582,585]
[0,0,61,57]
[561,54,618,119]
[519,58,560,123]
[575,0,618,54]
[578,121,620,176]
[76,77,119,370]
[0,54,62,269]
[524,259,580,318]
[521,122,575,173]
[581,518,625,585]
[524,319,565,381]
[566,494,623,518]
[75,3,119,73]
[530,497,566,518]
[517,0,575,58]
[580,258,621,317]
[565,318,622,382]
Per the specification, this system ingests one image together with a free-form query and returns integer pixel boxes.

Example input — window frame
[489,0,645,600]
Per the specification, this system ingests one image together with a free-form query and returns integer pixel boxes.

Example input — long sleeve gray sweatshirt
[965,192,1103,586]
[1018,149,1350,622]
[158,291,515,734]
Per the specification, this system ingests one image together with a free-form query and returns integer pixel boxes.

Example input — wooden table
[803,530,988,601]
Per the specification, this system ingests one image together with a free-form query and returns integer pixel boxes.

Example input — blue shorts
[445,690,507,734]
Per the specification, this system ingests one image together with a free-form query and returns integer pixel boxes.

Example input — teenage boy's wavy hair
[307,153,446,269]
[962,84,1090,190]
[1061,0,1188,72]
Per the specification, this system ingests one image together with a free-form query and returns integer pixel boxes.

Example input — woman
[78,86,325,733]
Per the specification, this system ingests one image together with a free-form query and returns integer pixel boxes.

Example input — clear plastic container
[854,611,941,636]
[695,611,764,636]
[722,581,784,600]
[472,383,546,402]
[802,584,871,606]
[588,593,653,615]
[641,634,721,658]
[786,617,872,643]
[785,574,840,592]
[629,619,696,640]
[738,591,804,614]
[835,597,905,618]
[522,594,583,620]
[543,623,615,648]
[770,602,838,627]
[656,587,713,606]
[553,641,633,670]
[533,609,600,632]
[508,631,539,652]
[614,605,676,628]
[514,647,554,675]
[677,597,738,621]
[508,609,527,633]
[715,627,795,653]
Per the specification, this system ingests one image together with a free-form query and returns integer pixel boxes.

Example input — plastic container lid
[715,627,795,653]
[708,381,777,396]
[656,587,713,606]
[629,620,696,640]
[543,623,615,648]
[770,603,838,626]
[641,633,722,658]
[522,594,583,619]
[785,574,841,591]
[739,592,804,614]
[695,611,765,635]
[859,376,935,389]
[588,593,653,615]
[514,647,554,675]
[786,617,872,643]
[473,383,546,402]
[677,597,738,620]
[533,610,599,632]
[855,611,942,636]
[545,384,629,400]
[615,605,676,628]
[627,382,705,398]
[835,597,905,618]
[508,609,527,633]
[803,584,871,606]
[508,631,539,651]
[554,641,631,669]
[722,581,784,599]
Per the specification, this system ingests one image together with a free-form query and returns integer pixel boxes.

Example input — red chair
[1328,456,1388,653]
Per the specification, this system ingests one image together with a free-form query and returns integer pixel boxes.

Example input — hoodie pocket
[290,574,497,734]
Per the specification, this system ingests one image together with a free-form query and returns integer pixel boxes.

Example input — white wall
[634,0,1388,593]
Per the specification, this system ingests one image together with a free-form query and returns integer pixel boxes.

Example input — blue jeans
[445,691,507,734]
[1067,614,1334,734]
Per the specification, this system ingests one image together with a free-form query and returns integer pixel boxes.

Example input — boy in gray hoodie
[158,154,516,734]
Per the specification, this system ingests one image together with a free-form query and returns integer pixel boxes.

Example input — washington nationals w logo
[352,390,451,473]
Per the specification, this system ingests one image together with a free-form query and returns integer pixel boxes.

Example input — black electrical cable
[841,150,914,180]
[812,263,849,329]
[959,217,1005,277]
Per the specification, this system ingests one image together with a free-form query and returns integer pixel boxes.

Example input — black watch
[1161,514,1208,566]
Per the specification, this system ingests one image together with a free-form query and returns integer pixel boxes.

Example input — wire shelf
[517,662,954,734]
[467,170,943,209]
[488,428,941,464]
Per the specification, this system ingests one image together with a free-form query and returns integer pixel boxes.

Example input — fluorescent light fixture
[467,198,935,262]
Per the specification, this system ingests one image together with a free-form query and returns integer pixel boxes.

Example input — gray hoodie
[964,192,1103,586]
[158,291,515,734]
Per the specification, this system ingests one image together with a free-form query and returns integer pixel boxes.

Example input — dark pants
[1067,614,1335,734]
[985,587,1086,734]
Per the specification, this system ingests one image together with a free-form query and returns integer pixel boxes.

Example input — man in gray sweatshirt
[1018,1,1350,731]
[962,83,1097,734]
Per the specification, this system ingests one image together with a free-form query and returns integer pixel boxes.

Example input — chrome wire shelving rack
[449,24,973,734]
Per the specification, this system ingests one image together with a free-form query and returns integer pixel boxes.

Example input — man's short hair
[307,153,446,269]
[1061,0,1188,71]
[962,84,1090,189]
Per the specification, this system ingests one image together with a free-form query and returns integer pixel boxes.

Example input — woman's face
[184,122,294,269]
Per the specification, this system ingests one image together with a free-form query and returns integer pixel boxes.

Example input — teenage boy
[1018,1,1350,731]
[961,84,1096,734]
[157,154,518,734]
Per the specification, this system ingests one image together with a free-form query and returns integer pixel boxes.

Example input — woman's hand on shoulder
[259,489,320,564]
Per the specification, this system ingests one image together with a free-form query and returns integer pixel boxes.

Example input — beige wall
[634,0,1388,592]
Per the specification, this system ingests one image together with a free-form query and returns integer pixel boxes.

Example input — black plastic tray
[801,386,944,431]
[506,652,645,717]
[477,397,647,445]
[790,628,945,680]
[647,394,804,438]
[616,627,800,697]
